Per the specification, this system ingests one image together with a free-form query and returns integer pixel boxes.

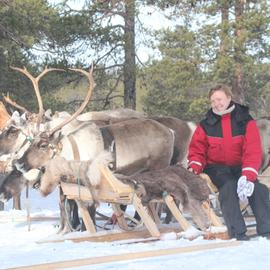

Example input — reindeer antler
[49,64,96,136]
[3,93,30,114]
[10,66,65,129]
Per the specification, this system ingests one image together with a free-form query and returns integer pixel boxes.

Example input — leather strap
[67,134,80,161]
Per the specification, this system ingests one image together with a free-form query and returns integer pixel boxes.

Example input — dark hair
[208,84,233,99]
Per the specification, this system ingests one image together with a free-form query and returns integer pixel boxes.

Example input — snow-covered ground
[1,188,270,270]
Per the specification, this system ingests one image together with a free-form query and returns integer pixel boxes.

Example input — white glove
[237,175,254,202]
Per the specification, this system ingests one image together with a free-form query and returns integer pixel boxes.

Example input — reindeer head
[14,65,96,174]
[0,66,64,156]
[15,131,61,173]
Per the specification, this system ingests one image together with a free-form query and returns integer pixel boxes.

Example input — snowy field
[1,188,270,270]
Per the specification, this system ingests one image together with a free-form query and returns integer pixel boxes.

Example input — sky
[46,0,175,63]
[1,187,270,270]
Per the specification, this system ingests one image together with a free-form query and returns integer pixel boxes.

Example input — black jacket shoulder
[200,102,253,137]
[200,102,253,127]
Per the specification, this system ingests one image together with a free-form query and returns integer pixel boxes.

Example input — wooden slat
[202,201,224,227]
[8,241,241,270]
[36,226,181,244]
[132,194,161,237]
[61,182,133,204]
[98,165,133,194]
[148,201,161,224]
[163,195,191,231]
[76,201,96,233]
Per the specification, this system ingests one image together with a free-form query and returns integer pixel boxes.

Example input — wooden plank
[202,201,224,227]
[61,182,133,204]
[37,226,181,244]
[163,195,191,231]
[8,241,241,270]
[148,201,161,224]
[98,165,133,194]
[76,201,96,233]
[132,194,161,237]
[61,182,93,202]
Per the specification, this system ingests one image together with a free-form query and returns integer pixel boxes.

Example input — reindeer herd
[0,65,270,236]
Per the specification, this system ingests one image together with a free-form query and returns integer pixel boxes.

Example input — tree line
[1,0,270,122]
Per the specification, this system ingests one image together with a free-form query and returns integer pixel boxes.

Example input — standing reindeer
[0,65,176,233]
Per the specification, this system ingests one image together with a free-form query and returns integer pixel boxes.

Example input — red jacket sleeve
[187,124,208,174]
[241,120,262,181]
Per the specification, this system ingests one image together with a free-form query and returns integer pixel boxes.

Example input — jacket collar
[204,102,251,126]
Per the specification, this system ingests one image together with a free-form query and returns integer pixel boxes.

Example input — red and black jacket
[188,102,262,181]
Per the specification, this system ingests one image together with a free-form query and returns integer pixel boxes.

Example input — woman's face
[210,90,231,112]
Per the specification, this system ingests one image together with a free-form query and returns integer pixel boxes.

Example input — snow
[1,188,270,270]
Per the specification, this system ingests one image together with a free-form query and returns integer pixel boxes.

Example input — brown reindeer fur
[116,165,211,230]
[152,117,194,165]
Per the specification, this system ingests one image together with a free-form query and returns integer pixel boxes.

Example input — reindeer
[116,165,211,230]
[0,66,175,233]
[152,116,196,166]
[256,118,270,173]
[0,67,64,210]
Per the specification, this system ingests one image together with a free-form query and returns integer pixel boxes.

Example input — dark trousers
[204,164,270,237]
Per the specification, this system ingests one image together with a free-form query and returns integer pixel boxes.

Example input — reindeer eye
[8,127,19,135]
[39,142,48,149]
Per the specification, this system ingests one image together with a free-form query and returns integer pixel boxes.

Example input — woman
[188,84,270,240]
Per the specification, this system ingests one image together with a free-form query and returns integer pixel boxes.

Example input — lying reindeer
[115,165,211,231]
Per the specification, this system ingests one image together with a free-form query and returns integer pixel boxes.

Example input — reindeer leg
[70,200,81,230]
[13,193,21,210]
[57,188,66,233]
[58,188,74,234]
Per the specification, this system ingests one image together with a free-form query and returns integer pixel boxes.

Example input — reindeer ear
[11,110,20,120]
[51,131,63,143]
[11,111,25,126]
[44,109,52,120]
[21,112,27,121]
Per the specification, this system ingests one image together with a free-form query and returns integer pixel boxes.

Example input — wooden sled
[61,165,224,239]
